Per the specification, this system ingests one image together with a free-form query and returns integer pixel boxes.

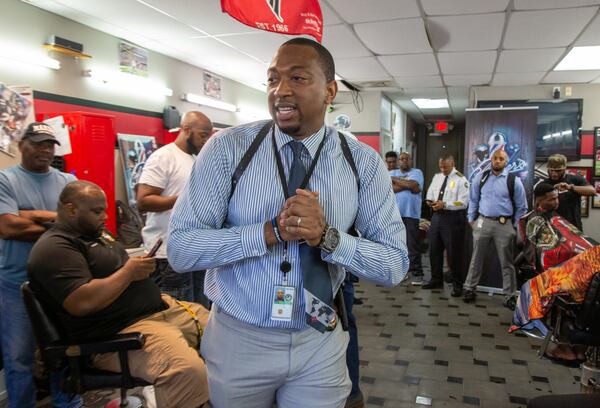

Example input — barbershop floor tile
[353,261,581,408]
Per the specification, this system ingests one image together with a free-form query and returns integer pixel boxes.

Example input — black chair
[539,272,600,392]
[21,282,151,407]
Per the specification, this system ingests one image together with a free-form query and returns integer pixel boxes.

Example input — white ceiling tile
[394,75,443,88]
[492,72,546,86]
[335,57,390,81]
[378,53,439,76]
[55,0,207,40]
[422,0,509,16]
[354,18,431,55]
[143,0,255,36]
[218,32,288,63]
[401,87,447,98]
[444,74,491,86]
[323,25,372,59]
[426,13,505,51]
[504,8,597,49]
[438,51,496,75]
[576,14,600,46]
[542,70,600,83]
[420,108,452,116]
[166,37,268,85]
[496,48,565,72]
[327,0,420,23]
[321,2,342,26]
[447,86,470,99]
[514,0,600,10]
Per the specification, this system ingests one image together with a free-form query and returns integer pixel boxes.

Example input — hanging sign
[221,0,323,42]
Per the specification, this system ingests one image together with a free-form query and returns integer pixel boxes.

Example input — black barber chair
[538,272,600,392]
[21,282,151,407]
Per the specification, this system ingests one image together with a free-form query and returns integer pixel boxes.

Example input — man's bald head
[179,111,213,155]
[58,181,107,236]
[490,149,509,174]
[59,181,104,208]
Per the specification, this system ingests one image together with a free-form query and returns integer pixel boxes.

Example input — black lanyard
[271,126,328,280]
[272,126,328,200]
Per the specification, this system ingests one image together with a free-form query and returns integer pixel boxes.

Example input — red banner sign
[221,0,323,42]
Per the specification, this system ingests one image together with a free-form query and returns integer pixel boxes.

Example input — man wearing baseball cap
[541,153,595,231]
[0,122,81,407]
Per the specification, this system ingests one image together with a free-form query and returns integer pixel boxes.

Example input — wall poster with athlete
[117,134,157,207]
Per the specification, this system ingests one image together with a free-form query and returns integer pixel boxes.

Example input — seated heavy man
[27,181,209,408]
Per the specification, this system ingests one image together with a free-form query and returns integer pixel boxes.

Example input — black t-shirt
[27,224,165,341]
[541,173,587,231]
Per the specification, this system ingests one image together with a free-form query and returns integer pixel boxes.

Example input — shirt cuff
[239,222,268,259]
[322,231,357,265]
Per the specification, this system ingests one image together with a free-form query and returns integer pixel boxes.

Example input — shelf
[43,44,92,59]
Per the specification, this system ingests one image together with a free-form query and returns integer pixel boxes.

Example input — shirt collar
[490,167,508,177]
[274,125,327,159]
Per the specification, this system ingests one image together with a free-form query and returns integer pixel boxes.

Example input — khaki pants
[93,294,210,408]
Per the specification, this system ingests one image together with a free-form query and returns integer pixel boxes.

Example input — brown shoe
[345,391,365,408]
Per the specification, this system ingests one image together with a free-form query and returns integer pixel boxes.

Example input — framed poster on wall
[594,127,600,177]
[593,180,600,209]
[565,167,592,183]
[582,196,590,217]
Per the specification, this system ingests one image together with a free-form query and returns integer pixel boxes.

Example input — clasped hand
[278,189,326,247]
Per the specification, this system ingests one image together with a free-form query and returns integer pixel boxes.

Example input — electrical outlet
[565,86,572,96]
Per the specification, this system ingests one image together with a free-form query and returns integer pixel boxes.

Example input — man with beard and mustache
[463,149,528,308]
[28,181,210,408]
[168,38,408,408]
[136,111,213,306]
[0,122,80,407]
[540,154,595,232]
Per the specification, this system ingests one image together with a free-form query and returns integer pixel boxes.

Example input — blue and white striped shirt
[168,120,408,329]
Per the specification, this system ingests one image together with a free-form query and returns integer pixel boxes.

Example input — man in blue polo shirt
[390,152,424,282]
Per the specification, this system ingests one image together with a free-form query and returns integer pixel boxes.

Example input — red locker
[38,112,117,234]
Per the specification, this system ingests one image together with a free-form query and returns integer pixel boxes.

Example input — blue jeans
[0,279,82,408]
[343,277,361,397]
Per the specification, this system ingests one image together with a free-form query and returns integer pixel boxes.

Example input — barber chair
[538,272,600,393]
[21,282,151,407]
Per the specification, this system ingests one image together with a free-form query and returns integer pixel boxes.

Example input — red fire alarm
[434,121,449,133]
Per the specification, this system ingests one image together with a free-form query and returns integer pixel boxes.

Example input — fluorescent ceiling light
[182,93,237,112]
[554,46,600,71]
[0,50,60,70]
[542,134,552,140]
[83,69,173,96]
[411,98,449,109]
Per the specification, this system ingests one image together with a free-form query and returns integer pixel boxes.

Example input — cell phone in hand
[147,238,163,257]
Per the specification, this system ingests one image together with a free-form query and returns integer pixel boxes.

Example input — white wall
[327,90,382,132]
[0,0,268,129]
[472,84,600,240]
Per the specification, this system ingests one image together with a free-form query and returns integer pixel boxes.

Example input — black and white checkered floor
[352,272,581,407]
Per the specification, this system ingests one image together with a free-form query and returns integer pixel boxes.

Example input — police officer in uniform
[422,154,469,297]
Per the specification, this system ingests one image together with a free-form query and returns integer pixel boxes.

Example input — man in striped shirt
[168,38,408,408]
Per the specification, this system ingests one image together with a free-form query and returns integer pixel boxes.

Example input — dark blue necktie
[287,141,336,332]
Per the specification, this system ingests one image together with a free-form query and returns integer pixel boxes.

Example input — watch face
[324,228,340,250]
